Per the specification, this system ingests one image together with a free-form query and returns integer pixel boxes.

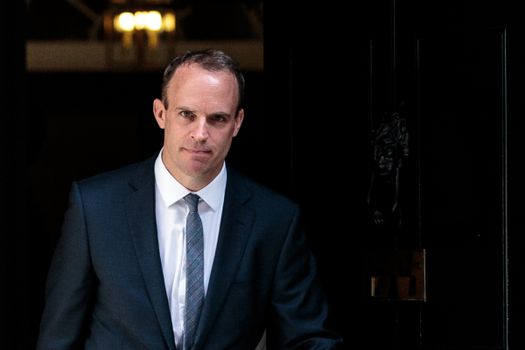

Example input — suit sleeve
[36,182,96,350]
[268,206,343,349]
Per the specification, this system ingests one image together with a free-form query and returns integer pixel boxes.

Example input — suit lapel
[193,169,254,349]
[125,157,176,350]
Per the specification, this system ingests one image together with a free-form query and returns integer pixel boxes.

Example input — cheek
[165,120,183,138]
[219,132,235,151]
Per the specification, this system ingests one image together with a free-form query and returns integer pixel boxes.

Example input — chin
[185,163,211,177]
[184,156,220,175]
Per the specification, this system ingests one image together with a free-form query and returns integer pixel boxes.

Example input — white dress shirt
[154,151,226,346]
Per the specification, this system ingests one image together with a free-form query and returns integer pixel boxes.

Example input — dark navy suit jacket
[37,155,342,349]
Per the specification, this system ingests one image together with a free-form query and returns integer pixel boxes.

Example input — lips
[183,148,212,160]
[185,148,211,154]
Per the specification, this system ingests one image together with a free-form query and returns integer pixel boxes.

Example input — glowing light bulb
[145,11,162,31]
[115,12,134,32]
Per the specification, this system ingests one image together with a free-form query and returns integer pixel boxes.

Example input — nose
[191,117,209,142]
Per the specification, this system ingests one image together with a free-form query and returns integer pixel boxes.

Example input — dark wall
[264,1,379,345]
[0,2,27,349]
[266,1,521,350]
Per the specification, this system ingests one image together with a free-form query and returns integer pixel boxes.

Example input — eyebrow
[208,112,232,119]
[176,107,232,119]
[175,106,195,113]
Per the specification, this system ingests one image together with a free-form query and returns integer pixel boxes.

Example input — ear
[153,98,167,129]
[232,108,244,137]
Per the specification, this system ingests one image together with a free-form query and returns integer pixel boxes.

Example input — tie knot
[184,193,200,213]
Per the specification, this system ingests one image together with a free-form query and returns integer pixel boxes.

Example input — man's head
[153,49,245,191]
[160,49,245,112]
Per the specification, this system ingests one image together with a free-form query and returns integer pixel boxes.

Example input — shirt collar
[154,149,227,211]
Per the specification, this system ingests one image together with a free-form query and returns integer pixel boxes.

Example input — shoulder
[74,154,156,197]
[227,165,299,215]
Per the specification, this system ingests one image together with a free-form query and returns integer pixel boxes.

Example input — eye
[179,110,196,119]
[209,114,228,123]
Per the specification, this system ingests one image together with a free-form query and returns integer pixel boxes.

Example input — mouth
[183,148,212,159]
[185,148,211,154]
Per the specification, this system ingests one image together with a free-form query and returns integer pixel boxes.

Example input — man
[37,49,342,349]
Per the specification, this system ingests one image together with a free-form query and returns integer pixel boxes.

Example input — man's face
[153,64,244,190]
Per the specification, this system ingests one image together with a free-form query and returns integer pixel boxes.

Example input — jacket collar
[193,168,255,349]
[125,154,177,350]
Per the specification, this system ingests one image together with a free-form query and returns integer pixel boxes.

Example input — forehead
[166,64,240,105]
[169,64,236,90]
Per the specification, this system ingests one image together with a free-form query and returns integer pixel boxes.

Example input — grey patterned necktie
[183,193,204,350]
